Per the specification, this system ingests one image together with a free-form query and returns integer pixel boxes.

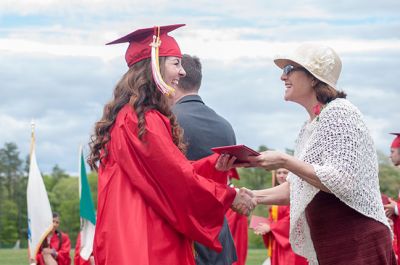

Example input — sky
[0,0,399,174]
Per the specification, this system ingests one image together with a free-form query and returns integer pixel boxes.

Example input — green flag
[80,150,96,224]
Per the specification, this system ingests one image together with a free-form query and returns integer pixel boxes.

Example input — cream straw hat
[274,43,342,90]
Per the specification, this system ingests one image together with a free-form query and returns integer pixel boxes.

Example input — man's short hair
[53,212,60,218]
[179,54,202,92]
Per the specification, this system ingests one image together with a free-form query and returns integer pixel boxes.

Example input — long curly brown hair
[88,57,186,171]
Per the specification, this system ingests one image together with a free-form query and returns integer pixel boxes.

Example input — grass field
[0,248,267,265]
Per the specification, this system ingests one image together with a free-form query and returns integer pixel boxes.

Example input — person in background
[384,132,400,264]
[88,24,255,265]
[35,212,71,265]
[254,168,308,265]
[240,43,395,264]
[389,133,400,168]
[172,54,247,265]
[172,54,239,265]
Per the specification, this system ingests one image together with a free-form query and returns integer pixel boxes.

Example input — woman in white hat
[243,44,396,264]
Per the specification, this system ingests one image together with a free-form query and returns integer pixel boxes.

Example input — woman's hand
[254,223,271,235]
[215,154,237,171]
[247,151,289,170]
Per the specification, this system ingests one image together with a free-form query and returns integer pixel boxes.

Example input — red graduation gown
[36,231,71,265]
[382,194,399,264]
[226,208,248,265]
[262,205,308,265]
[393,201,400,264]
[93,105,236,265]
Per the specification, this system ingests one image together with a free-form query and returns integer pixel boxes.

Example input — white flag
[27,146,53,259]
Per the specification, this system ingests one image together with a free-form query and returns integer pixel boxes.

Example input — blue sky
[0,0,399,174]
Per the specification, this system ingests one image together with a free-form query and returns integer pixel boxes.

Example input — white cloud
[2,34,400,66]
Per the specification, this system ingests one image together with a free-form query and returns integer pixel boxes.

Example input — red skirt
[305,191,396,265]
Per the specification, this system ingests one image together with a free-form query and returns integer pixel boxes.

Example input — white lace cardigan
[287,98,390,264]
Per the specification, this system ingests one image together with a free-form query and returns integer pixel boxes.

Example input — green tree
[43,164,69,192]
[0,143,23,200]
[87,171,98,209]
[379,164,400,198]
[0,200,18,247]
[377,150,400,198]
[0,143,25,248]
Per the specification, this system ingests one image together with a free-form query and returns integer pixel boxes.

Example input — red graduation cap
[106,24,185,67]
[390,133,400,148]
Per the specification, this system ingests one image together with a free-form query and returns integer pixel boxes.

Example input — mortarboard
[107,24,184,67]
[106,24,185,95]
[390,133,400,148]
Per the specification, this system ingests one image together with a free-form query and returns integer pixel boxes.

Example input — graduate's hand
[215,154,237,171]
[240,187,256,201]
[253,223,271,235]
[231,188,256,216]
[29,258,37,265]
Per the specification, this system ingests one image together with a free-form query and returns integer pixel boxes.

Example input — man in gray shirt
[172,54,238,265]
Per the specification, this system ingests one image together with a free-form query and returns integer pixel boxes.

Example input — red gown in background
[94,105,236,265]
[383,194,400,265]
[226,208,248,265]
[36,231,71,265]
[382,194,399,264]
[262,205,308,265]
[394,201,400,265]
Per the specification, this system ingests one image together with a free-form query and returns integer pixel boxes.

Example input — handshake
[231,188,257,216]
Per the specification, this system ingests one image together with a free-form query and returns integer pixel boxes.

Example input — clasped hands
[216,154,273,216]
[231,188,258,216]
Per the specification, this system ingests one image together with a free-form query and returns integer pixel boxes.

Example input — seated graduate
[35,212,71,265]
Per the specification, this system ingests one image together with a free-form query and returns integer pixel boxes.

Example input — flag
[27,140,53,259]
[79,146,96,260]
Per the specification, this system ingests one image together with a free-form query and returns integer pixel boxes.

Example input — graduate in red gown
[383,194,399,262]
[254,169,308,265]
[35,213,71,265]
[87,24,255,265]
[384,133,400,264]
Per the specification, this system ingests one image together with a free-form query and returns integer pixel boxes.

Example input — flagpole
[30,120,35,159]
[79,144,83,231]
[28,119,35,264]
[79,144,82,198]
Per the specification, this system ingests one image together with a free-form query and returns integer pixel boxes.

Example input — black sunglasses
[283,64,306,75]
